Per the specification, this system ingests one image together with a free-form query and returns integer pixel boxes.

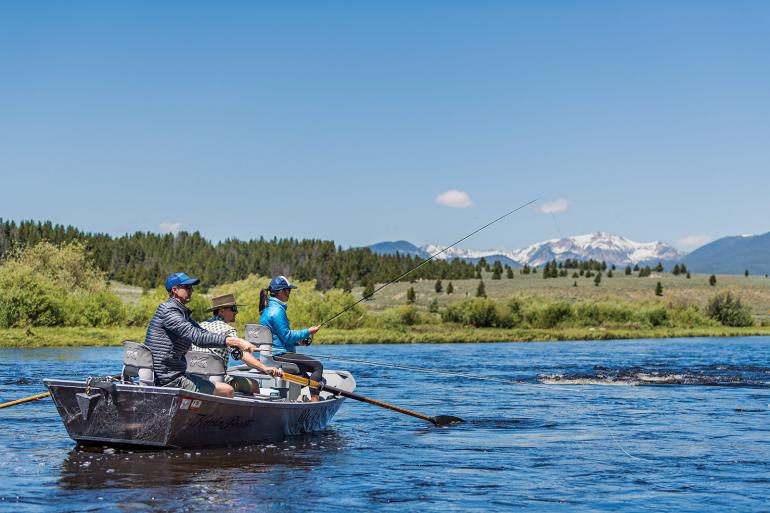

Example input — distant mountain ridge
[368,232,685,267]
[680,232,770,275]
[365,240,430,258]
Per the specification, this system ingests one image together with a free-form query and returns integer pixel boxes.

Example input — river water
[1,337,769,512]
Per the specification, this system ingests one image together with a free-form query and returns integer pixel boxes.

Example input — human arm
[270,310,311,351]
[164,307,227,348]
[241,351,283,377]
[225,336,257,354]
[299,326,321,346]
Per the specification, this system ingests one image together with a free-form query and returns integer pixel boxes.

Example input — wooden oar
[0,391,50,409]
[281,373,464,426]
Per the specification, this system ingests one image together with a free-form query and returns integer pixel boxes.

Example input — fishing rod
[317,198,539,328]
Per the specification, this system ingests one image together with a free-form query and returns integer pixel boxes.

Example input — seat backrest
[245,324,274,357]
[185,352,226,383]
[122,341,155,386]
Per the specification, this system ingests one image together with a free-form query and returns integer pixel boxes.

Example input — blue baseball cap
[165,272,201,291]
[269,275,298,292]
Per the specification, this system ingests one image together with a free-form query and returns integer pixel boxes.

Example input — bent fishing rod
[317,198,539,328]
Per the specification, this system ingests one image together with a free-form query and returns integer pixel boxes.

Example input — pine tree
[655,281,663,296]
[709,274,717,286]
[434,279,443,293]
[654,262,664,272]
[607,269,613,278]
[446,282,454,294]
[633,264,640,272]
[428,297,439,313]
[506,267,514,279]
[573,280,578,287]
[478,257,488,270]
[363,282,375,300]
[406,287,416,304]
[476,280,486,298]
[594,272,602,287]
[625,265,632,275]
[745,269,749,277]
[572,271,579,278]
[672,264,681,276]
[492,267,502,280]
[686,271,691,279]
[475,269,482,279]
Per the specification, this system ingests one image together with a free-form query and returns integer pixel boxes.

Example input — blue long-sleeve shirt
[259,297,309,355]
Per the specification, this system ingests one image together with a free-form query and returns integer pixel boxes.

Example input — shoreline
[2,325,770,348]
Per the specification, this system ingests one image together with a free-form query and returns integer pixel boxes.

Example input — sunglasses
[229,306,238,313]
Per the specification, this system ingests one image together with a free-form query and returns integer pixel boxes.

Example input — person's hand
[308,326,320,335]
[266,367,283,378]
[226,337,256,353]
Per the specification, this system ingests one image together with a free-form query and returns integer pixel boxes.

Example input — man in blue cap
[144,272,257,397]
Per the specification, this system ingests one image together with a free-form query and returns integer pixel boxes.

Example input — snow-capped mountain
[418,232,685,267]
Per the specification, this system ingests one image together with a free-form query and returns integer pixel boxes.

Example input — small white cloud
[158,222,183,234]
[539,199,569,214]
[676,234,712,251]
[435,189,475,208]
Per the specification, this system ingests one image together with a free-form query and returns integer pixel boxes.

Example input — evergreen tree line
[0,220,477,290]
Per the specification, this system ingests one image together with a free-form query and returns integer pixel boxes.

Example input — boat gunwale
[43,378,345,409]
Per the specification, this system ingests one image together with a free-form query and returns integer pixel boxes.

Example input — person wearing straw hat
[259,276,323,401]
[193,293,283,395]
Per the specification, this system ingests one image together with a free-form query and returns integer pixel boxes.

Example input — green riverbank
[3,325,770,348]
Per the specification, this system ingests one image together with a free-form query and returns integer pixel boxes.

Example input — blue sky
[1,2,768,252]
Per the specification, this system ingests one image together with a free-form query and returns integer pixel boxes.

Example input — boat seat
[244,323,301,374]
[185,352,227,383]
[122,341,155,386]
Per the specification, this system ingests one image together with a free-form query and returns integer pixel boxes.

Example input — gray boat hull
[44,373,352,448]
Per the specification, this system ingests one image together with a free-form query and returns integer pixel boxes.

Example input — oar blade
[431,415,465,426]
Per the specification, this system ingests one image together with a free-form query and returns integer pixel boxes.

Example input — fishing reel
[301,333,313,346]
[230,347,243,361]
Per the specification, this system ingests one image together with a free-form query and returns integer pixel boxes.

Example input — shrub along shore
[1,241,768,348]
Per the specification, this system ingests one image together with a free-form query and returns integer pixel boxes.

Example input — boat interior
[121,324,354,403]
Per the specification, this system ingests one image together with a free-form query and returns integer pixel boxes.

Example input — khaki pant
[164,374,256,395]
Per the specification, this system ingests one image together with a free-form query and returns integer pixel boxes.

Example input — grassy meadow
[355,270,770,324]
[3,269,770,348]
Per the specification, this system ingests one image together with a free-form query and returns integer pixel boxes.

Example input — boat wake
[538,364,770,387]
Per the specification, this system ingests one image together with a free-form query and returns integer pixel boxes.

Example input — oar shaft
[280,373,435,424]
[0,391,50,409]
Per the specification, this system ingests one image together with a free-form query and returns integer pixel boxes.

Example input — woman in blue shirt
[259,276,323,401]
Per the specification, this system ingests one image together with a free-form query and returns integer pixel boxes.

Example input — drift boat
[44,324,355,449]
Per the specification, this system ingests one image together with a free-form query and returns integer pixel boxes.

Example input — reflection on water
[2,337,770,512]
[60,429,347,490]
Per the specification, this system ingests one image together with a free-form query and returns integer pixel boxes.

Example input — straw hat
[206,294,245,312]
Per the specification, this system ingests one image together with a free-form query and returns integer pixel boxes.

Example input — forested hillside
[0,220,476,290]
